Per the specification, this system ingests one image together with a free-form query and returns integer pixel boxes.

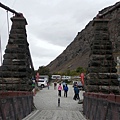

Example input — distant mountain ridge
[47,2,120,74]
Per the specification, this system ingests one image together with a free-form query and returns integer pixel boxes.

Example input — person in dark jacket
[73,84,80,100]
[64,84,68,97]
[62,81,66,90]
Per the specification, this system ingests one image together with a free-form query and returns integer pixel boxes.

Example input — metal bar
[0,2,20,16]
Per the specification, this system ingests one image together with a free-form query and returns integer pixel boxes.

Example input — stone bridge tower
[0,3,34,119]
[85,19,120,94]
[83,18,120,120]
[0,14,33,91]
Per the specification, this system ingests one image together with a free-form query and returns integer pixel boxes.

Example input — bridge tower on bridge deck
[0,3,35,120]
[85,19,120,94]
[83,18,120,120]
[0,14,34,91]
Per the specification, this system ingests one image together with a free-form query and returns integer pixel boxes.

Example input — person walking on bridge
[73,84,80,100]
[54,82,57,90]
[64,84,68,97]
[58,83,62,97]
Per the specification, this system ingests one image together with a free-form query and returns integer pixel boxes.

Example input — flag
[80,73,84,85]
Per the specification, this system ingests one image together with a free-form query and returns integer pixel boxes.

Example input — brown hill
[47,2,120,74]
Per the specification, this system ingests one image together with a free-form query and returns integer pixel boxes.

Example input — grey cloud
[0,0,119,69]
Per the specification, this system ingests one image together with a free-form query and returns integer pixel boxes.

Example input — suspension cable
[6,10,9,35]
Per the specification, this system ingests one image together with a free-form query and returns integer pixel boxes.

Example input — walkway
[23,83,87,120]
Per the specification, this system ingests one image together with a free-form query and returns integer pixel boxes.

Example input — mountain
[47,2,120,74]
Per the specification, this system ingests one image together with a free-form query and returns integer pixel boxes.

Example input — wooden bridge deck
[23,83,87,120]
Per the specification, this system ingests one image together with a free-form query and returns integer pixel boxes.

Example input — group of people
[57,81,80,101]
[58,82,68,97]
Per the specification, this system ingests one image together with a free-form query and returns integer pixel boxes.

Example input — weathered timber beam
[0,2,20,16]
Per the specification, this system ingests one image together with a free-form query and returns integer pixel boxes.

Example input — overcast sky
[0,0,119,70]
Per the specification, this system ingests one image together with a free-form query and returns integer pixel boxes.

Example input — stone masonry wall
[0,15,33,91]
[85,19,120,94]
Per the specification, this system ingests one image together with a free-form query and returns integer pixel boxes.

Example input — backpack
[64,86,68,91]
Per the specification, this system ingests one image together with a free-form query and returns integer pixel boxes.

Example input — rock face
[0,14,33,91]
[85,19,120,94]
[47,2,120,74]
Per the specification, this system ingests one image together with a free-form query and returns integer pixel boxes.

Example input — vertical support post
[58,98,60,107]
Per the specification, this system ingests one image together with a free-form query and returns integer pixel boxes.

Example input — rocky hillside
[47,2,120,74]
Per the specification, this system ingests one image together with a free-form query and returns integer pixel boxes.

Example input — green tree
[70,70,78,76]
[76,67,86,74]
[37,66,50,75]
